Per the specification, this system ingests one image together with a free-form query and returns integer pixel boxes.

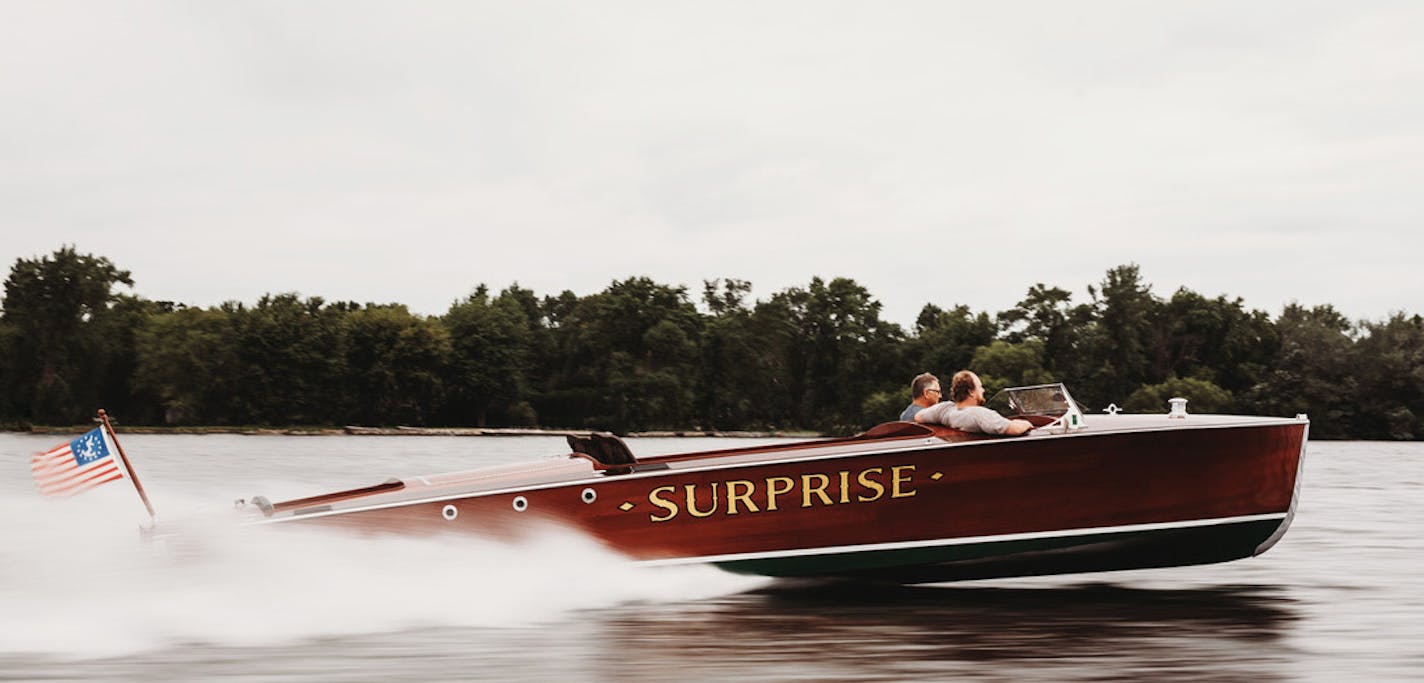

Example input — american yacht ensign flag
[31,427,125,497]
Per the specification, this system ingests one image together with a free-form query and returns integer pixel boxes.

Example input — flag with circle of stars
[70,429,112,467]
[31,427,125,497]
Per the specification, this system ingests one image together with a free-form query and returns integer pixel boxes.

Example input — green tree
[443,286,535,427]
[697,278,764,429]
[1081,264,1159,407]
[761,277,906,431]
[11,247,1424,440]
[578,278,704,431]
[905,303,996,381]
[861,390,904,425]
[133,306,242,424]
[228,294,350,424]
[345,304,453,426]
[500,283,557,414]
[999,284,1079,377]
[1350,313,1424,439]
[0,319,21,423]
[1244,304,1358,438]
[0,246,134,423]
[522,277,707,431]
[971,340,1055,391]
[1153,288,1278,395]
[531,289,594,427]
[1123,376,1234,414]
[714,288,803,429]
[85,295,173,423]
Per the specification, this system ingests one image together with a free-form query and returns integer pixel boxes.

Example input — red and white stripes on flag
[30,427,127,497]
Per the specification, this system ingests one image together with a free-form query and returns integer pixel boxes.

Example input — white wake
[0,491,767,658]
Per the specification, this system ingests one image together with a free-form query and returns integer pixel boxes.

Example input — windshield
[985,383,1082,418]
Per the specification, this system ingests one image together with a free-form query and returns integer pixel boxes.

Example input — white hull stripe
[637,512,1289,567]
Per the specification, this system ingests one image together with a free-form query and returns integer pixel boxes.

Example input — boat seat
[859,421,935,439]
[566,432,638,469]
[859,421,990,443]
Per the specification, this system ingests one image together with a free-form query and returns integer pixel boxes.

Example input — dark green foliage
[91,296,175,424]
[0,246,134,424]
[443,286,533,427]
[1152,288,1278,395]
[1241,304,1358,439]
[2,247,1421,439]
[758,277,906,432]
[1337,313,1424,439]
[971,340,1054,392]
[134,306,243,424]
[1082,264,1158,407]
[345,304,451,426]
[527,277,704,432]
[999,284,1077,373]
[697,279,764,429]
[908,304,997,381]
[1124,376,1234,414]
[230,295,351,424]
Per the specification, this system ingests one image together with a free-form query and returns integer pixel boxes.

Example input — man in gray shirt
[916,370,1034,436]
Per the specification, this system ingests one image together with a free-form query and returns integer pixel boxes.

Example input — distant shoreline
[7,425,823,439]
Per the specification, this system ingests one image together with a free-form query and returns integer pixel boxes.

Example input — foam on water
[0,491,768,658]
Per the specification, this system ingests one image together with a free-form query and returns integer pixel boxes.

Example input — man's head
[910,372,941,402]
[949,370,985,405]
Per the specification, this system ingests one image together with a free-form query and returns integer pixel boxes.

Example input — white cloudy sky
[2,1,1421,326]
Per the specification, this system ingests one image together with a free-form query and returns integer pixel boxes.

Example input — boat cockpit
[987,382,1088,430]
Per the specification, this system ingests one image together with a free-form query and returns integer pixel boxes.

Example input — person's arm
[969,407,1031,436]
[915,401,950,425]
[1003,418,1034,436]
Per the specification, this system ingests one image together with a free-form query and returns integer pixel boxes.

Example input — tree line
[1,246,1421,439]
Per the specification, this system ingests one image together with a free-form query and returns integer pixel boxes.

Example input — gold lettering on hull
[648,485,678,522]
[685,482,719,518]
[726,480,759,514]
[642,464,921,523]
[857,467,884,502]
[767,476,794,511]
[891,465,917,499]
[801,473,832,508]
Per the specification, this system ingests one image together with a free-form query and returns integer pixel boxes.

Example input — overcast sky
[2,1,1421,326]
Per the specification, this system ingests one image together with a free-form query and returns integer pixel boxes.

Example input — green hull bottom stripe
[713,519,1284,584]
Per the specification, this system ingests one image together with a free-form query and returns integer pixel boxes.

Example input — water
[1,434,1420,681]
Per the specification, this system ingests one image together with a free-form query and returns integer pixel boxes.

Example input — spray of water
[0,492,768,659]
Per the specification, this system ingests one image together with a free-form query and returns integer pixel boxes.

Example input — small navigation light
[1168,397,1189,418]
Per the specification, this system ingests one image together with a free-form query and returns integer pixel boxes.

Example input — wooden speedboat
[240,384,1308,584]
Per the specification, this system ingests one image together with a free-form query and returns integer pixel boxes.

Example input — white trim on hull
[638,512,1289,567]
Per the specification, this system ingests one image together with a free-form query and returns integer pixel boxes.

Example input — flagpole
[97,409,156,521]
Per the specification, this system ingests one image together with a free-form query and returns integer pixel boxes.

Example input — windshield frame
[985,382,1085,422]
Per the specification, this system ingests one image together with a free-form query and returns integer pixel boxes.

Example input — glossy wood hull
[253,415,1308,584]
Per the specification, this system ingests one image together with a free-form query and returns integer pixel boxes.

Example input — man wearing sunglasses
[899,372,942,422]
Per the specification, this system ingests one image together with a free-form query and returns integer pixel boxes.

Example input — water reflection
[585,582,1300,682]
[0,580,1312,682]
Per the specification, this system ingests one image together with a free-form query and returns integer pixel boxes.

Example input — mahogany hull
[254,416,1307,584]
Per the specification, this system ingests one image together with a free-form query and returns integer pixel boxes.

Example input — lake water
[0,434,1419,682]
